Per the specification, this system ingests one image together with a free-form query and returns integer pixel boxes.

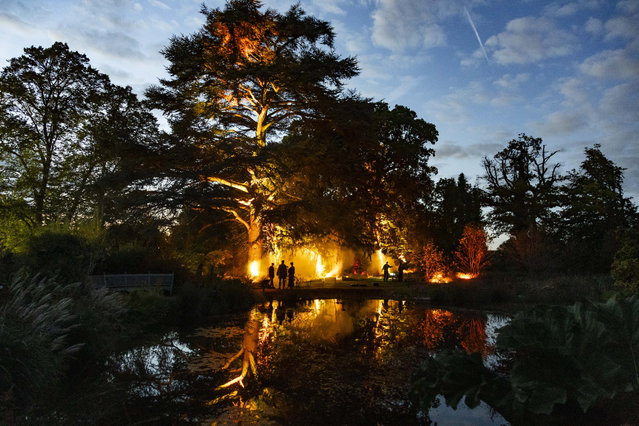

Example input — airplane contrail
[464,6,489,62]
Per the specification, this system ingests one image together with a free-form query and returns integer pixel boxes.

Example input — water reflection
[191,299,510,425]
[106,300,509,424]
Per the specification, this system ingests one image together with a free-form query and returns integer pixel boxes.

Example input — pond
[104,299,510,425]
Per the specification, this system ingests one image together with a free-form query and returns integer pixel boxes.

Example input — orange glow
[248,260,261,279]
[456,272,478,280]
[429,272,453,284]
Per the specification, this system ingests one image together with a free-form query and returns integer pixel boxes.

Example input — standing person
[397,261,406,282]
[288,262,296,288]
[268,263,275,288]
[277,260,287,289]
[382,261,391,282]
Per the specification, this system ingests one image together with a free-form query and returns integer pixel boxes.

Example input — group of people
[268,260,296,289]
[382,260,406,282]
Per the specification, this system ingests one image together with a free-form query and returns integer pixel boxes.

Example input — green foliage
[23,230,96,283]
[411,295,639,423]
[0,42,158,226]
[612,228,639,293]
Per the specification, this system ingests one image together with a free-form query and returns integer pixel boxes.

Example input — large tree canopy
[271,98,438,254]
[482,134,562,234]
[145,0,359,268]
[0,42,158,227]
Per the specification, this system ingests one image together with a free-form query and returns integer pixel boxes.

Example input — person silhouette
[382,261,391,282]
[268,263,275,288]
[277,260,287,289]
[288,262,296,288]
[397,261,406,282]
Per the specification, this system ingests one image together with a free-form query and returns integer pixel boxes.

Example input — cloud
[493,73,529,89]
[584,17,603,35]
[435,142,503,160]
[148,0,171,10]
[485,16,577,64]
[604,15,639,41]
[579,49,639,79]
[310,0,347,15]
[544,2,580,17]
[599,82,639,126]
[535,111,588,135]
[370,0,448,51]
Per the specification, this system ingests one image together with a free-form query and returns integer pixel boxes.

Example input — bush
[612,228,639,293]
[515,274,612,303]
[23,231,96,283]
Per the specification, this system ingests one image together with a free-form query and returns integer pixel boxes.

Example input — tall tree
[146,0,358,270]
[0,42,158,227]
[431,173,483,254]
[560,145,637,271]
[482,134,562,234]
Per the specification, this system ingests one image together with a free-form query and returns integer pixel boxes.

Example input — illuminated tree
[146,0,358,272]
[421,241,448,282]
[274,98,438,253]
[454,224,489,276]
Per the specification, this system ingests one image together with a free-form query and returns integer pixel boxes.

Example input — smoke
[464,6,489,62]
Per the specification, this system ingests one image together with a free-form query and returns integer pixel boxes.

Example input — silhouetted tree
[431,173,483,254]
[482,134,562,234]
[559,145,637,272]
[0,42,158,227]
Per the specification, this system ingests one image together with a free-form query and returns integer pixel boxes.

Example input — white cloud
[544,2,580,17]
[535,110,587,135]
[485,16,577,64]
[579,48,639,79]
[557,77,589,105]
[584,17,603,35]
[311,0,347,15]
[148,0,171,11]
[493,73,529,89]
[604,15,639,41]
[371,0,447,51]
[369,0,486,51]
[599,82,639,125]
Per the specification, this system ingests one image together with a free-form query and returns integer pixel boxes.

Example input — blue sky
[1,0,638,200]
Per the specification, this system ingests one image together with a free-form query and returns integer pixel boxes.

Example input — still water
[108,299,509,425]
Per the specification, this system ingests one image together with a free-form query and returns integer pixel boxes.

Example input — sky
[1,0,638,201]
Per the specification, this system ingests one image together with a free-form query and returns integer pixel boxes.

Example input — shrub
[612,228,639,293]
[23,231,96,283]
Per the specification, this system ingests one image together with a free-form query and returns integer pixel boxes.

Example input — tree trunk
[247,211,263,272]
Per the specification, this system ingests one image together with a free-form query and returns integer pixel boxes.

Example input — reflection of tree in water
[205,300,501,424]
[420,309,491,356]
[96,332,221,423]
